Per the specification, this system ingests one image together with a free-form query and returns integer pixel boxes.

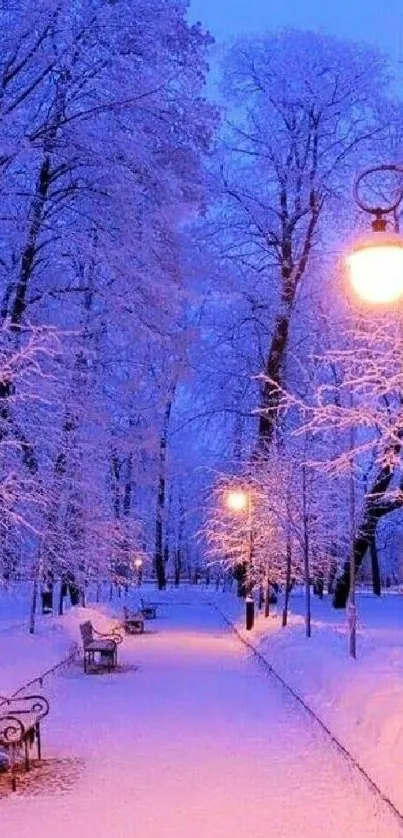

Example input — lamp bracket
[354,163,403,218]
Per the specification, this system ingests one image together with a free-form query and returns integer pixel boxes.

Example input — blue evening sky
[190,0,403,70]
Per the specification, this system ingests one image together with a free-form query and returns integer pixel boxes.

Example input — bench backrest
[141,598,156,608]
[80,621,94,648]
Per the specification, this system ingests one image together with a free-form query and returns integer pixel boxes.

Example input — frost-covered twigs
[0,0,217,604]
[0,323,62,536]
[0,322,61,399]
[258,307,403,607]
[201,448,342,634]
[217,31,391,450]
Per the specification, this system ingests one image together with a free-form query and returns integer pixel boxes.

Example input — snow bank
[0,588,121,696]
[0,620,73,696]
[212,589,403,814]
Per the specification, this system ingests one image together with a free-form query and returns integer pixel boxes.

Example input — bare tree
[219,30,390,452]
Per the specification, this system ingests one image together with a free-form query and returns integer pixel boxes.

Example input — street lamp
[346,164,403,304]
[226,489,250,513]
[134,557,143,587]
[345,162,403,657]
[225,486,254,630]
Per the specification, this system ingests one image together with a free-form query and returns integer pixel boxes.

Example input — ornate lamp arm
[354,163,403,229]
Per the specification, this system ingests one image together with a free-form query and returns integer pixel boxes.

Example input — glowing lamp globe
[226,490,249,512]
[134,557,143,570]
[346,230,403,304]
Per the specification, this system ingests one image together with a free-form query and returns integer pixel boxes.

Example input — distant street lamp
[345,162,403,657]
[226,489,250,513]
[225,487,254,630]
[134,556,143,587]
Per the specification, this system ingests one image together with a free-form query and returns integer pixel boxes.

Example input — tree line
[1,4,403,617]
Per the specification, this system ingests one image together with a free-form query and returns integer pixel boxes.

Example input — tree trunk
[29,573,40,635]
[58,580,65,616]
[333,460,401,608]
[155,500,166,590]
[256,205,319,452]
[175,491,185,587]
[258,584,264,610]
[155,391,176,590]
[264,575,271,618]
[348,435,357,659]
[327,558,337,594]
[282,538,292,628]
[333,508,402,608]
[123,455,133,516]
[370,539,381,596]
[304,569,311,637]
[302,464,311,638]
[10,157,52,329]
[234,562,247,597]
[257,312,290,449]
[282,485,292,627]
[155,464,167,590]
[174,557,180,587]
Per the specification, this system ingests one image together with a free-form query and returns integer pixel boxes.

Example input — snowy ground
[1,585,403,837]
[211,587,403,818]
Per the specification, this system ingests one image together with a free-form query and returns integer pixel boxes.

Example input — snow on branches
[0,323,61,550]
[258,301,403,606]
[0,0,217,604]
[202,445,341,631]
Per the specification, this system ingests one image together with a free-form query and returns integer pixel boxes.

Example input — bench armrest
[93,628,123,645]
[0,714,25,745]
[21,694,49,720]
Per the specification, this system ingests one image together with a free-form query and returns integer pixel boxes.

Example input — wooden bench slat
[85,640,115,651]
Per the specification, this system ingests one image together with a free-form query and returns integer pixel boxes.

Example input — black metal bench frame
[140,597,158,619]
[80,621,123,673]
[122,606,145,634]
[0,693,50,791]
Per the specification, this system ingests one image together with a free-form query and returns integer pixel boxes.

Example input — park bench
[0,693,50,791]
[79,621,123,673]
[122,606,145,634]
[140,597,158,619]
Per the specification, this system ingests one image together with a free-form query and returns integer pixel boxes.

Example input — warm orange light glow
[346,232,403,304]
[225,489,249,512]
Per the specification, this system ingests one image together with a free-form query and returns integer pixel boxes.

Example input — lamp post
[345,162,403,657]
[225,487,255,630]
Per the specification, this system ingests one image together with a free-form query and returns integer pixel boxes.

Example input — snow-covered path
[2,595,402,837]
